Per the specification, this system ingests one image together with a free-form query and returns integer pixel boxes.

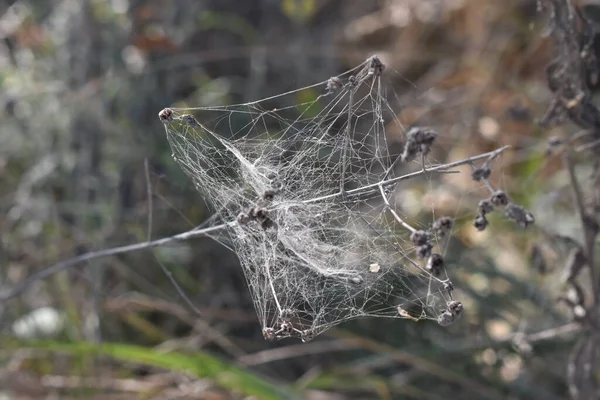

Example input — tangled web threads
[160,57,471,341]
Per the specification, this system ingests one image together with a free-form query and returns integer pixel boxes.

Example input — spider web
[160,57,466,342]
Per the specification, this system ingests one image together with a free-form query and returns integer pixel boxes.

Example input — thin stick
[145,159,203,315]
[0,223,233,302]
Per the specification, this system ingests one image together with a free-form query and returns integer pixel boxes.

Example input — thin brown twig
[0,222,234,302]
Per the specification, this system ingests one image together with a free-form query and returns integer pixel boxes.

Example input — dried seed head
[437,300,463,326]
[562,247,587,282]
[491,190,509,207]
[367,55,385,77]
[181,114,200,127]
[505,203,535,228]
[401,127,438,162]
[237,212,250,225]
[263,189,279,201]
[261,218,275,230]
[263,327,276,341]
[280,321,293,334]
[474,214,488,231]
[426,254,445,276]
[347,75,358,87]
[478,199,495,215]
[471,166,491,181]
[410,230,430,246]
[159,108,174,123]
[431,216,453,237]
[326,76,343,93]
[416,243,433,259]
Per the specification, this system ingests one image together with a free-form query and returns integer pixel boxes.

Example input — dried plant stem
[378,184,417,233]
[0,223,234,302]
[307,146,510,204]
[564,152,598,306]
[339,88,355,195]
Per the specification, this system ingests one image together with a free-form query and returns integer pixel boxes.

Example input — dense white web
[159,56,484,342]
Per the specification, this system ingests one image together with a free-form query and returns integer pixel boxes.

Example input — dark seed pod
[181,114,200,127]
[367,55,385,77]
[474,214,488,231]
[491,190,509,206]
[472,166,491,181]
[263,189,279,201]
[326,76,343,93]
[410,230,430,246]
[158,108,174,123]
[416,243,433,259]
[478,199,495,215]
[263,327,276,341]
[431,216,453,237]
[401,127,439,162]
[437,301,463,327]
[427,254,445,276]
[505,203,535,228]
[261,218,275,230]
[237,212,250,225]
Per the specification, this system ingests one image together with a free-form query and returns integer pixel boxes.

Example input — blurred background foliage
[0,0,597,399]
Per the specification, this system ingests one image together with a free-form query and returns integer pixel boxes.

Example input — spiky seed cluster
[437,300,463,326]
[401,127,438,163]
[474,214,488,231]
[478,199,494,215]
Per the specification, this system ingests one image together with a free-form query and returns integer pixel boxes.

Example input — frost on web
[159,56,464,342]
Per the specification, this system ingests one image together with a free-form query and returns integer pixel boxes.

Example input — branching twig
[1,146,509,304]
